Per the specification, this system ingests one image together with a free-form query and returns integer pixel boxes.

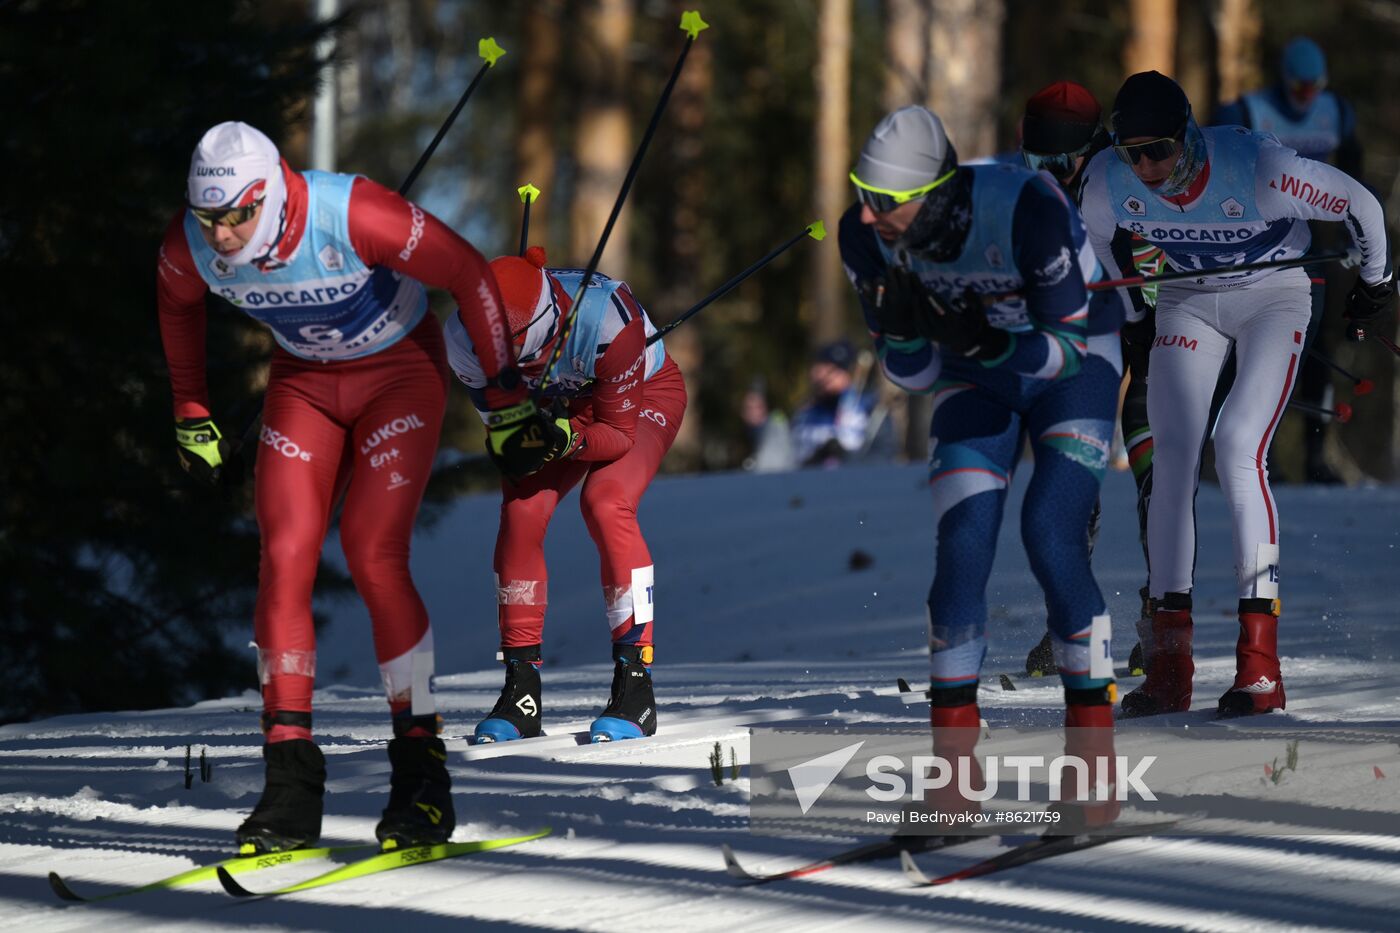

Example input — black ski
[722,832,979,884]
[899,819,1179,887]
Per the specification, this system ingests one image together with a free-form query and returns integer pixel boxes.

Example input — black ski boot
[375,716,457,849]
[473,645,543,744]
[1127,586,1152,676]
[589,645,657,743]
[235,733,326,855]
[1025,632,1056,677]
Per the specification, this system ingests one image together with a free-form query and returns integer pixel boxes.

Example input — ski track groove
[3,469,1398,930]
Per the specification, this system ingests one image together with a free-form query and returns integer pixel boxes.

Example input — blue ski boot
[473,645,543,744]
[590,645,657,743]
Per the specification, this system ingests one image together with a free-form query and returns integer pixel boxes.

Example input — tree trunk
[883,0,927,110]
[1174,0,1215,114]
[927,0,1005,158]
[658,9,711,472]
[883,0,931,460]
[570,0,633,275]
[913,0,1006,463]
[515,0,564,251]
[1123,0,1177,77]
[811,0,852,348]
[1212,0,1262,104]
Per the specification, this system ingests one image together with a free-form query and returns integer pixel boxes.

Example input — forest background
[5,0,1399,722]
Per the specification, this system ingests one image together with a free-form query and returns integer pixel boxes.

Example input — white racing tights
[1145,271,1311,601]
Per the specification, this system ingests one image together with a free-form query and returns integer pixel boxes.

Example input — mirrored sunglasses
[190,198,264,229]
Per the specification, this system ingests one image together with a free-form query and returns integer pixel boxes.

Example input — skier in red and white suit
[157,122,553,853]
[443,247,687,744]
[1080,74,1392,719]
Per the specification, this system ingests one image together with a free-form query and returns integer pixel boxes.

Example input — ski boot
[1053,688,1120,830]
[1025,632,1057,677]
[590,645,656,743]
[235,719,326,854]
[1120,591,1193,718]
[1125,586,1152,676]
[1218,598,1286,717]
[900,687,986,833]
[375,715,456,849]
[474,645,543,744]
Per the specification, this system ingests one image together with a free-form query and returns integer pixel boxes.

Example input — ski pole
[1087,251,1348,293]
[231,37,507,455]
[517,183,540,256]
[1288,399,1352,423]
[647,220,825,346]
[1306,346,1373,395]
[567,221,822,393]
[1372,331,1400,359]
[399,37,506,196]
[535,10,709,399]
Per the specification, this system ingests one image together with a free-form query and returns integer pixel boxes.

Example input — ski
[216,827,552,897]
[899,819,1179,887]
[722,832,980,884]
[895,671,1138,701]
[49,843,371,903]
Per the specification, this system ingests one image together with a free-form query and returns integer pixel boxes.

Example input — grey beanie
[853,105,958,191]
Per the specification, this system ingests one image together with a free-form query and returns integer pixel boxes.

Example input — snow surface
[3,465,1399,931]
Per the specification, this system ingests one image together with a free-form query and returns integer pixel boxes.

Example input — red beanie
[1022,81,1103,154]
[488,246,564,372]
[1025,81,1101,123]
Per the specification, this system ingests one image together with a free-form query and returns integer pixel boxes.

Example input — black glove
[1345,277,1393,342]
[1120,315,1156,378]
[915,287,1011,360]
[859,266,922,343]
[174,417,239,486]
[484,400,573,479]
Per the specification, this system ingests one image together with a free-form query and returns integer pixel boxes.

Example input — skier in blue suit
[839,106,1123,828]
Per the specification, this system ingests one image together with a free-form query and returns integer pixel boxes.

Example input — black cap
[814,339,856,371]
[1111,71,1191,141]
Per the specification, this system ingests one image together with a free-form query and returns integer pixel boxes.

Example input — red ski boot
[903,688,985,833]
[1056,689,1120,830]
[1218,598,1286,717]
[1120,592,1193,718]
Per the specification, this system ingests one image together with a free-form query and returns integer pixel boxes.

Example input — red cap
[1025,81,1101,123]
[488,246,566,373]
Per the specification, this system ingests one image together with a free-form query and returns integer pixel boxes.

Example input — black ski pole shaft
[648,220,826,346]
[1306,346,1369,388]
[1369,330,1400,359]
[398,37,506,197]
[535,11,709,400]
[1288,399,1352,423]
[1088,251,1348,293]
[517,183,540,256]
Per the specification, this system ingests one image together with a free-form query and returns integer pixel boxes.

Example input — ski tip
[896,677,912,693]
[48,871,84,903]
[898,848,931,885]
[215,865,257,898]
[720,843,750,879]
[999,673,1016,691]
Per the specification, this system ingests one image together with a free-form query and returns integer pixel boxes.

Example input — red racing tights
[254,317,448,741]
[494,363,687,653]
